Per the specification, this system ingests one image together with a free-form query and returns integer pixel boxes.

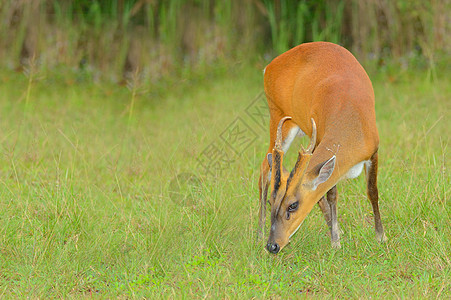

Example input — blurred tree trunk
[18,0,41,71]
[121,32,142,85]
[342,0,353,48]
[432,0,448,51]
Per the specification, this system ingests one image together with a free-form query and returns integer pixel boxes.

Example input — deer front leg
[317,196,332,231]
[257,158,270,240]
[327,185,341,249]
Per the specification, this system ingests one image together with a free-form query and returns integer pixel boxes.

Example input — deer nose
[266,242,280,254]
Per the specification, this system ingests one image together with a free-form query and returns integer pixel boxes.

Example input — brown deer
[258,42,387,254]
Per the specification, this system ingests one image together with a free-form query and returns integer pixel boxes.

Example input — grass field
[0,64,449,298]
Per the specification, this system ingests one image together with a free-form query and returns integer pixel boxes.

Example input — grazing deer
[258,42,387,254]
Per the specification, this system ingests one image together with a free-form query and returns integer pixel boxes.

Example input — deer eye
[287,201,299,212]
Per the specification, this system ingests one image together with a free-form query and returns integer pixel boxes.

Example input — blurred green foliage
[0,0,448,82]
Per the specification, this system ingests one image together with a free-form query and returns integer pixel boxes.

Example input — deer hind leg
[257,114,300,240]
[326,185,341,249]
[365,152,387,243]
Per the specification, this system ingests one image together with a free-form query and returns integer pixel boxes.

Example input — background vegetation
[0,0,449,298]
[1,0,449,82]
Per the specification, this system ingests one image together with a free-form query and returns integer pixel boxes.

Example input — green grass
[0,64,449,298]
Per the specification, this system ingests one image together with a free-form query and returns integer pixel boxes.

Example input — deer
[257,42,387,254]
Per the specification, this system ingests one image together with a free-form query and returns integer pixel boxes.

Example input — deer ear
[267,153,273,168]
[309,156,336,190]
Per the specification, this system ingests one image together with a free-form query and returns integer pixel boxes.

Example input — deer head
[266,117,336,254]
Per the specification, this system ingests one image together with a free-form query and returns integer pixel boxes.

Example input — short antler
[286,118,317,190]
[269,116,292,205]
[304,118,317,153]
[274,116,292,150]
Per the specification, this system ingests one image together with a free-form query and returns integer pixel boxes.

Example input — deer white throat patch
[282,126,304,153]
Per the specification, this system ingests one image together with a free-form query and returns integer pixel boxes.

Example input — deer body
[258,42,386,254]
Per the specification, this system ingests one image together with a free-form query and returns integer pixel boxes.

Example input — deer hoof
[377,232,388,243]
[331,240,341,249]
